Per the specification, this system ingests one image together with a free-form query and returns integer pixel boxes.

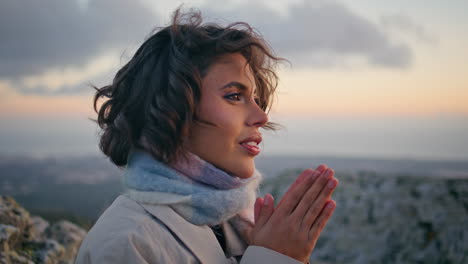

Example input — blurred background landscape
[1,0,467,263]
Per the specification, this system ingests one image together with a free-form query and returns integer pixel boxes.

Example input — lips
[239,134,262,145]
[239,134,262,155]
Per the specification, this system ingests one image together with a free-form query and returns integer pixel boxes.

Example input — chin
[207,153,256,179]
[232,164,255,179]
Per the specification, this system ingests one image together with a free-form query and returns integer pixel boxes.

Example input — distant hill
[0,155,123,228]
[255,154,468,179]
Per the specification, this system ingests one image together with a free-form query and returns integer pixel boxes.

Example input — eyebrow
[220,81,257,95]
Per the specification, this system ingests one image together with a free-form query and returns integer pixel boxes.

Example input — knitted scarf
[122,148,262,243]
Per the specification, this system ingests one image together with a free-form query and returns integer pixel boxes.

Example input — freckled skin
[185,53,268,179]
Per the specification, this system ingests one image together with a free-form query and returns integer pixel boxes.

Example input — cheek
[210,113,241,145]
[194,94,245,148]
[199,99,240,129]
[197,109,242,147]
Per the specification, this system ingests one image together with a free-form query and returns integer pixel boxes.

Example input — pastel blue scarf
[122,149,262,227]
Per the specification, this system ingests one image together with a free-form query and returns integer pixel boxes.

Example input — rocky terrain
[261,170,468,264]
[0,196,86,264]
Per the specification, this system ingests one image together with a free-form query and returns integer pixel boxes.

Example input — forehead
[202,53,256,92]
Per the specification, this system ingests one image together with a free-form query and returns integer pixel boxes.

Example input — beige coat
[75,194,301,264]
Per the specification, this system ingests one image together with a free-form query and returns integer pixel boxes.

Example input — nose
[246,102,269,128]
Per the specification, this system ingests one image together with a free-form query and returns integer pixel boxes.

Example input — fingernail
[326,202,335,209]
[323,169,330,178]
[264,195,270,206]
[327,179,337,188]
[316,164,327,171]
[310,170,319,180]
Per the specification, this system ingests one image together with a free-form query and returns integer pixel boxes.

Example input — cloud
[15,50,120,95]
[1,0,415,96]
[201,0,413,68]
[0,80,16,101]
[380,14,438,44]
[0,0,157,79]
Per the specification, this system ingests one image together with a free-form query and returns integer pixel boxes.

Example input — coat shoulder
[75,195,197,264]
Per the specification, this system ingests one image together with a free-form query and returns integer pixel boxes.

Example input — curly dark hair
[92,7,284,167]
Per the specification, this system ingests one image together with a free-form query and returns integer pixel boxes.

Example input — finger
[255,194,275,228]
[274,169,318,216]
[277,164,328,209]
[290,168,335,222]
[275,164,328,214]
[308,200,336,247]
[301,176,338,229]
[315,164,328,174]
[254,197,264,224]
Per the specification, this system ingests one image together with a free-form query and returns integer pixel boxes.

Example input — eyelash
[225,93,242,101]
[225,93,261,105]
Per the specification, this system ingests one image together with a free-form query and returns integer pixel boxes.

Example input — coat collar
[221,219,249,257]
[131,196,242,263]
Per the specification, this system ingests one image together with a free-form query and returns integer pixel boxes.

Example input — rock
[30,216,49,241]
[0,196,35,248]
[1,250,34,264]
[46,221,87,261]
[0,196,86,264]
[34,239,66,264]
[0,224,19,244]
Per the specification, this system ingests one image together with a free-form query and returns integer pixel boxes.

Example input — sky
[0,0,467,160]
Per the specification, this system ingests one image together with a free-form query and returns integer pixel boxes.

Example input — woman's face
[185,53,268,179]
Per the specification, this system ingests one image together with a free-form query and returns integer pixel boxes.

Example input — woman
[75,7,338,264]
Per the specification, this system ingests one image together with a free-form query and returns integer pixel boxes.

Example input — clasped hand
[251,165,338,263]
